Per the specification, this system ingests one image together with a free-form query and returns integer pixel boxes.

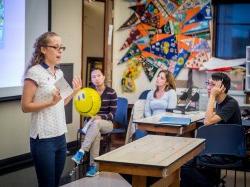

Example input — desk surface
[96,135,205,187]
[95,135,205,168]
[133,111,205,126]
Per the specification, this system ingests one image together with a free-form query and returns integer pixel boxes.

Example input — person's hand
[50,88,62,106]
[72,76,82,95]
[210,81,226,98]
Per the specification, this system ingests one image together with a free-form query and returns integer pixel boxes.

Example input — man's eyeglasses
[46,45,66,51]
[205,81,215,87]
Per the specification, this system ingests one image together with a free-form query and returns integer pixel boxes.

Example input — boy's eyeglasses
[205,81,216,87]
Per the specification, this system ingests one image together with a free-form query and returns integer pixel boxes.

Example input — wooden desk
[134,111,205,136]
[95,135,205,187]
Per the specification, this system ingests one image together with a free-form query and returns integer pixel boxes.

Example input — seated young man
[181,72,242,187]
[204,72,241,126]
[72,68,117,177]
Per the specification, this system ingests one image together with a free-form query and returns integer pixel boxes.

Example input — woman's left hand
[72,76,82,94]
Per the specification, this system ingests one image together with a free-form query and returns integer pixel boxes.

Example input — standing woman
[21,32,82,187]
[144,69,177,117]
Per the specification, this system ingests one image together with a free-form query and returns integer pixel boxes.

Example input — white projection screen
[0,0,49,101]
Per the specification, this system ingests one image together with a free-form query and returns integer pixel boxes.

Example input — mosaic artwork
[118,0,212,92]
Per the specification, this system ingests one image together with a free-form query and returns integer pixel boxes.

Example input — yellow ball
[74,88,101,117]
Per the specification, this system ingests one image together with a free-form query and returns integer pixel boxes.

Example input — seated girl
[134,70,177,139]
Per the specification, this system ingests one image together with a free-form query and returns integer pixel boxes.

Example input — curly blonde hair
[26,32,59,71]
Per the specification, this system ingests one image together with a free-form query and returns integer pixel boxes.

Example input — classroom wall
[83,1,104,85]
[0,102,30,159]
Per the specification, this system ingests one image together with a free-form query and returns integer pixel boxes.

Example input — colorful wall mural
[118,0,212,92]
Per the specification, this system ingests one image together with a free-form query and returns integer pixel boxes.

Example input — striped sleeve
[106,90,117,121]
[99,88,117,121]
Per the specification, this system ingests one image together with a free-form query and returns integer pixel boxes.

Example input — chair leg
[217,169,226,187]
[234,170,237,187]
[244,171,246,187]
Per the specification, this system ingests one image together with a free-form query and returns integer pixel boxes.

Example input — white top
[25,64,67,139]
[144,89,177,117]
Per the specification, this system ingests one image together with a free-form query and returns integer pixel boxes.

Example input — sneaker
[86,166,99,177]
[71,151,85,164]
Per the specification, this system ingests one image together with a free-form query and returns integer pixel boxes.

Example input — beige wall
[0,102,30,159]
[0,0,83,160]
[83,1,104,85]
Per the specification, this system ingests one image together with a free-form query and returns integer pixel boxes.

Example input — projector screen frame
[0,0,52,103]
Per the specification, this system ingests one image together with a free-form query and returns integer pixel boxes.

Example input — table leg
[132,175,147,187]
[169,169,180,187]
[152,169,180,187]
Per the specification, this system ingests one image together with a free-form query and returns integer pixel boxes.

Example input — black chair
[196,124,247,187]
[237,119,250,186]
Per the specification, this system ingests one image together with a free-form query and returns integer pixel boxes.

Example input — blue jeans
[30,134,66,187]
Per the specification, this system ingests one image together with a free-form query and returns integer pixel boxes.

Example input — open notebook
[159,116,191,126]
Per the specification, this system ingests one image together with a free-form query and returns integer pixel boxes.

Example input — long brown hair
[25,32,59,73]
[154,70,176,98]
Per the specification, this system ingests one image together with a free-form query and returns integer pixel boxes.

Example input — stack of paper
[54,77,73,99]
[159,116,191,126]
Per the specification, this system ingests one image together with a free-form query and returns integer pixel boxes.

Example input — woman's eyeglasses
[46,45,66,51]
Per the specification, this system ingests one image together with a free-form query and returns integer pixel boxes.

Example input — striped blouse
[95,86,117,121]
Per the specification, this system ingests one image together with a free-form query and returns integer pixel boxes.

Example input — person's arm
[64,76,82,105]
[106,90,117,121]
[204,82,225,126]
[204,94,221,126]
[144,91,152,117]
[21,80,61,113]
[97,89,117,121]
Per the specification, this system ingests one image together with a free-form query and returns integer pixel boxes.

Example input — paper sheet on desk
[54,77,73,99]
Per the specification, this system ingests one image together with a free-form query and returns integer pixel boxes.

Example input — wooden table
[95,135,205,187]
[133,111,205,136]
